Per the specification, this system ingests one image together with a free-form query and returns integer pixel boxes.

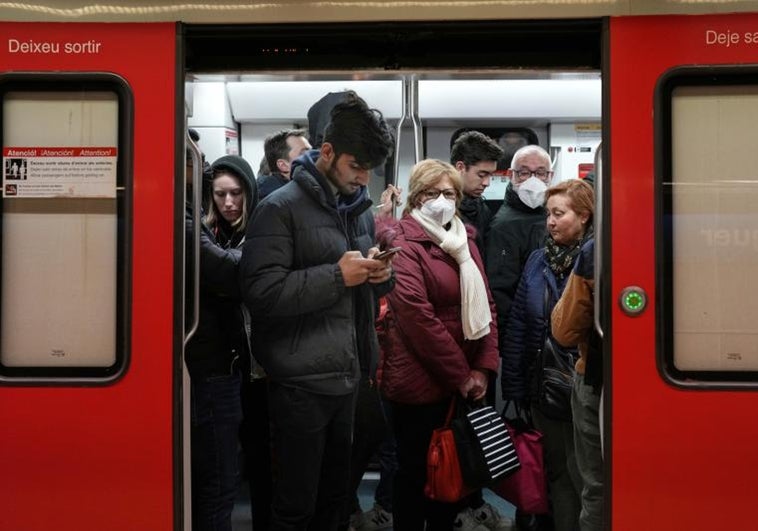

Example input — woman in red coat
[379,159,500,530]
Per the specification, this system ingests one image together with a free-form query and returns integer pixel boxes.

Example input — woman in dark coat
[185,155,259,531]
[378,159,499,530]
[501,179,594,531]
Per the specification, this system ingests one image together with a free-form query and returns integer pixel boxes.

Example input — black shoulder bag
[534,282,577,422]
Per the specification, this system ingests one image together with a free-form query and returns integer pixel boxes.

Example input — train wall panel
[610,13,758,530]
[0,23,177,531]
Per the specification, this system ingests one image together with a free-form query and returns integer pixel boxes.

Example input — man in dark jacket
[257,128,311,199]
[449,131,514,530]
[486,144,553,337]
[450,130,504,261]
[239,91,394,531]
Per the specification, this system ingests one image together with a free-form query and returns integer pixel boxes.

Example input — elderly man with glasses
[485,144,554,371]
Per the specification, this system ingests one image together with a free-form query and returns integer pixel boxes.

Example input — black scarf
[544,226,594,277]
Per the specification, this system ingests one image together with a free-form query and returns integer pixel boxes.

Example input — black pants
[240,378,273,531]
[346,378,395,517]
[390,399,464,531]
[268,382,357,531]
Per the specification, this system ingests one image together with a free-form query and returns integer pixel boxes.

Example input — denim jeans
[191,373,243,531]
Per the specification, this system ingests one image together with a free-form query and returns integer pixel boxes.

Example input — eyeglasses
[421,188,457,201]
[514,168,553,180]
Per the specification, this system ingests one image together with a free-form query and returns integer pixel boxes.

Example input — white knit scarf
[410,209,492,340]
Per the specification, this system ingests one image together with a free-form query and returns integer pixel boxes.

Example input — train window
[0,74,131,383]
[656,66,758,385]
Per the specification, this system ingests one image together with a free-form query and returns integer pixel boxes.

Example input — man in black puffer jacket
[240,91,394,531]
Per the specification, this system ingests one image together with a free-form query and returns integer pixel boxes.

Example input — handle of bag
[443,396,458,427]
[504,399,534,427]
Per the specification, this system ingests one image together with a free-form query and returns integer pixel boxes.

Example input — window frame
[0,72,132,384]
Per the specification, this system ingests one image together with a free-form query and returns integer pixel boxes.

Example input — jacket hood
[211,155,260,217]
[291,149,371,216]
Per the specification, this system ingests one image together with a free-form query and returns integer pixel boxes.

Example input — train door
[609,14,758,529]
[0,23,181,530]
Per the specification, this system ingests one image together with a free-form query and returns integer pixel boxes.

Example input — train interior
[185,65,601,529]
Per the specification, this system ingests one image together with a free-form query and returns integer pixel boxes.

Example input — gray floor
[232,473,516,530]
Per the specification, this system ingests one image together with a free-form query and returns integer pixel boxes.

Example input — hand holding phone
[374,247,402,260]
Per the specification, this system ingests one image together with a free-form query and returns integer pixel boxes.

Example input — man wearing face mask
[485,145,553,348]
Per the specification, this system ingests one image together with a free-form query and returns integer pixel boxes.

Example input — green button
[624,291,644,310]
[619,286,647,316]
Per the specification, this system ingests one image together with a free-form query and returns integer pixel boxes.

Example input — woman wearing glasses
[377,159,499,530]
[501,178,595,531]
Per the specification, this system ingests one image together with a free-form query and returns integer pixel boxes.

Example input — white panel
[227,80,403,122]
[671,85,758,372]
[419,79,601,121]
[2,92,117,367]
[188,82,236,128]
[549,122,601,182]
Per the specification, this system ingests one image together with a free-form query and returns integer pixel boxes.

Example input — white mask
[515,176,548,209]
[420,194,456,226]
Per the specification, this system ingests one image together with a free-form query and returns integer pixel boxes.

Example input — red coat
[378,215,499,404]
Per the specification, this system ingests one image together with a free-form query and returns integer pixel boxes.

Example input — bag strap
[444,395,458,427]
[541,278,551,346]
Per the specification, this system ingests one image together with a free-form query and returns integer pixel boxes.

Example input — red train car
[1,2,757,529]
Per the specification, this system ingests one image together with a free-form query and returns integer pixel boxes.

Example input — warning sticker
[3,146,117,198]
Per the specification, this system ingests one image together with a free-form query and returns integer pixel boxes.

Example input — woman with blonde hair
[378,159,499,530]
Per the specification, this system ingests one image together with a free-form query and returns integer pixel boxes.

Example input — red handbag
[424,398,473,503]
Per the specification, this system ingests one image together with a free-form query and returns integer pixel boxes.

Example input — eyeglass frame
[420,188,459,201]
[509,168,554,183]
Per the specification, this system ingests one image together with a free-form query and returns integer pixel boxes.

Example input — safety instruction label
[3,146,117,198]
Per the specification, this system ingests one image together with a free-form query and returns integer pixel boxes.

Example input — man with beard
[239,91,395,531]
[450,131,505,261]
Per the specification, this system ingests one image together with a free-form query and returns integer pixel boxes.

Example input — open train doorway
[181,19,604,531]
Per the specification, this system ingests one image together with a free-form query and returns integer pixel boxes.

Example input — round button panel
[619,286,647,316]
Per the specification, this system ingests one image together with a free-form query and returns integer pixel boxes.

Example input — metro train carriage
[2,1,758,530]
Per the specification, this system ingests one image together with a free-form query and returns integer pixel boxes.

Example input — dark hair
[450,130,504,167]
[263,129,308,174]
[322,91,393,169]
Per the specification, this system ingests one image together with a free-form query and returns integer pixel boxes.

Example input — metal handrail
[184,134,202,346]
[593,144,604,338]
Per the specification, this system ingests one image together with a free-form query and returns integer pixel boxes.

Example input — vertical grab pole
[184,133,202,345]
[393,75,422,217]
[593,144,604,338]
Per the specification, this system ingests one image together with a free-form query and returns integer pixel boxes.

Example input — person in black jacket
[257,128,312,200]
[239,91,395,531]
[485,145,553,339]
[450,131,513,531]
[185,155,259,531]
[450,130,504,262]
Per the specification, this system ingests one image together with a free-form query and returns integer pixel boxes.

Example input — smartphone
[374,247,402,260]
